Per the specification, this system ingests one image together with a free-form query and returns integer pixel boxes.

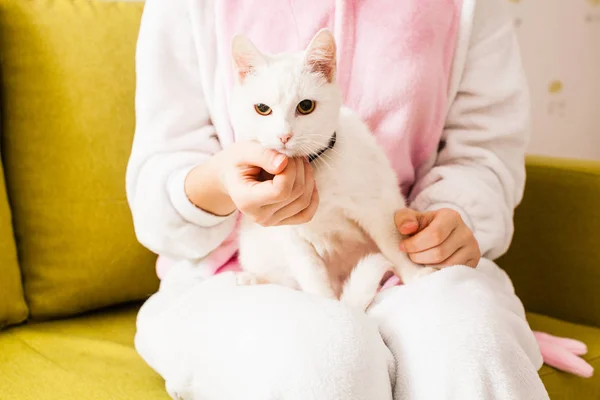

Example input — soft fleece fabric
[136,257,551,399]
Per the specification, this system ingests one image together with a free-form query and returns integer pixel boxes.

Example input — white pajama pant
[135,259,550,399]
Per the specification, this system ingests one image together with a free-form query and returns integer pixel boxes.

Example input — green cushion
[0,0,158,319]
[0,304,168,399]
[0,152,28,328]
[0,305,597,398]
[498,156,600,327]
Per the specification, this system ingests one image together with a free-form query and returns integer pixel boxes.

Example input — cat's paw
[301,283,337,300]
[402,266,436,283]
[339,291,375,313]
[416,266,437,277]
[235,272,269,286]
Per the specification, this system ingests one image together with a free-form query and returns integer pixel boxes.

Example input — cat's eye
[297,99,316,115]
[254,103,272,116]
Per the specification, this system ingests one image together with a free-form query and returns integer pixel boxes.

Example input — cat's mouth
[267,143,306,158]
[277,147,303,158]
[264,134,336,160]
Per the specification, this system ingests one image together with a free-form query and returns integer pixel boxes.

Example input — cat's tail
[340,253,393,312]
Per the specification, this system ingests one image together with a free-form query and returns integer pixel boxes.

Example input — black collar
[308,132,337,163]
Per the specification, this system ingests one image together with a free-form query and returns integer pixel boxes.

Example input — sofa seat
[0,304,168,400]
[0,304,598,399]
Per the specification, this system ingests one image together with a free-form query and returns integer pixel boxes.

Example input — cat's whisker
[314,151,334,172]
[318,153,336,170]
[297,143,320,164]
[295,139,329,157]
[297,138,357,166]
[297,143,313,158]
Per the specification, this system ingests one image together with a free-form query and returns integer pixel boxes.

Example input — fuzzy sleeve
[409,0,529,259]
[126,0,237,260]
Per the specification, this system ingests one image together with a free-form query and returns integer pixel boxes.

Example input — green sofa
[0,1,598,399]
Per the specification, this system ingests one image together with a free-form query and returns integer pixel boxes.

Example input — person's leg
[136,261,395,400]
[368,260,549,400]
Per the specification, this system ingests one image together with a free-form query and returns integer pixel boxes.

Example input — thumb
[395,208,421,235]
[232,142,288,175]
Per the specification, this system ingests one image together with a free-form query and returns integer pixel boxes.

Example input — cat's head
[230,29,341,158]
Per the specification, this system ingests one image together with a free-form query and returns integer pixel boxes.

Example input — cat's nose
[278,133,293,144]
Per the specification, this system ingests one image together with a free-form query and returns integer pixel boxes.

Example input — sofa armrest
[497,156,600,328]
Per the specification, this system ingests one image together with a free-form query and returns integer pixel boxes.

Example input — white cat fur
[230,29,434,311]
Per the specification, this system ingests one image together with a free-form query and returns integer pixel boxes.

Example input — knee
[260,299,393,399]
[371,266,544,395]
[373,266,514,340]
[435,266,501,319]
[372,265,539,358]
[427,265,525,334]
[137,285,393,400]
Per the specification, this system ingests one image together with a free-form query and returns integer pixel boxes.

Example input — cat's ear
[231,34,266,83]
[304,29,336,83]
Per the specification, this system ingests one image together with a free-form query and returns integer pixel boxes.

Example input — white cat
[230,29,435,311]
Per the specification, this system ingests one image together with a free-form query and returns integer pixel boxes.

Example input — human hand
[394,208,481,268]
[213,141,319,226]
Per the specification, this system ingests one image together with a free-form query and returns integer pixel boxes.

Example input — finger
[394,208,421,235]
[269,169,315,223]
[263,158,312,213]
[303,159,315,205]
[290,157,306,201]
[398,220,419,235]
[407,228,466,265]
[231,142,288,175]
[268,156,298,201]
[429,245,479,269]
[400,212,456,253]
[249,157,298,205]
[277,185,319,225]
[303,158,315,192]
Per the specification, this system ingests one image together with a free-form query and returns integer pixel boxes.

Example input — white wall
[510,0,600,160]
